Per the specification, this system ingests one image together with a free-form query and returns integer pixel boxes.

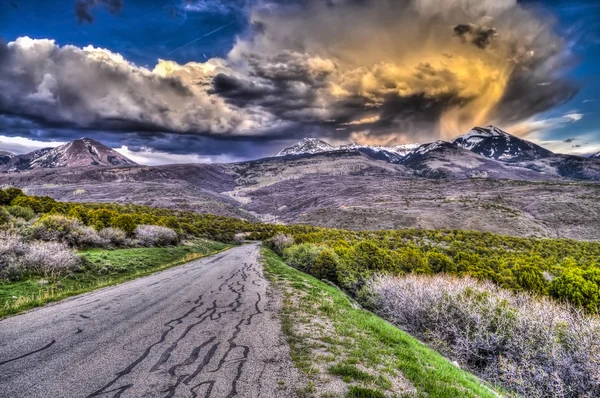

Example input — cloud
[505,112,584,137]
[182,0,247,14]
[564,113,584,122]
[114,146,244,165]
[0,135,64,154]
[0,0,580,148]
[0,37,277,137]
[75,0,123,24]
[218,0,579,140]
[453,24,498,49]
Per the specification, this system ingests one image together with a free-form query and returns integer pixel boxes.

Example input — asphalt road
[0,244,301,398]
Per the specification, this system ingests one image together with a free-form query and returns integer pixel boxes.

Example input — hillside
[1,148,599,240]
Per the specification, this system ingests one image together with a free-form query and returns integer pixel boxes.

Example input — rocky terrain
[1,129,599,240]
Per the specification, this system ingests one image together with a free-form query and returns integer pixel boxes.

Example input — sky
[0,0,599,165]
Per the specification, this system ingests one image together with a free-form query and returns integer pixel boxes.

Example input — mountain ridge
[0,138,137,172]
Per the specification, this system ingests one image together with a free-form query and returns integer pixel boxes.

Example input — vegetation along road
[0,244,301,398]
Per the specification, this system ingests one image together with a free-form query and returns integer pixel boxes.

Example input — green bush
[283,243,322,273]
[550,269,600,312]
[0,190,9,205]
[6,205,36,221]
[0,207,10,226]
[110,214,137,235]
[312,248,339,283]
[3,187,25,203]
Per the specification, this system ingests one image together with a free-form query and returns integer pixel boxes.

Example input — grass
[262,248,502,398]
[0,239,231,318]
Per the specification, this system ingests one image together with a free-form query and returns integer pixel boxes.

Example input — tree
[313,249,339,283]
[4,187,24,203]
[111,214,137,235]
[0,190,9,205]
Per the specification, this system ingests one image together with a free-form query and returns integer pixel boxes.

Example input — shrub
[135,225,179,247]
[283,243,322,273]
[550,269,600,312]
[22,241,81,279]
[0,190,9,205]
[370,274,600,398]
[33,214,105,248]
[11,196,45,213]
[266,233,294,255]
[3,187,25,203]
[6,205,36,221]
[99,228,130,247]
[312,248,339,283]
[110,214,137,235]
[0,231,26,279]
[0,207,10,226]
[0,232,80,281]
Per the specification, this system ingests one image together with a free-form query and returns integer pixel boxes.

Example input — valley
[2,128,599,240]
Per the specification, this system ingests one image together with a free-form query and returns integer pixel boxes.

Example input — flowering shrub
[134,225,179,247]
[23,242,81,279]
[265,233,294,255]
[0,231,80,281]
[99,227,130,247]
[32,215,106,248]
[369,274,600,398]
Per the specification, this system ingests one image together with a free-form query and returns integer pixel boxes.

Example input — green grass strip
[0,240,231,318]
[262,248,501,398]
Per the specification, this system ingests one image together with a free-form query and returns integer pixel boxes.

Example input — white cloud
[0,135,65,154]
[115,146,244,166]
[564,113,584,122]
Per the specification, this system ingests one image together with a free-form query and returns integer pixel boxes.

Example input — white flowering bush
[99,227,130,247]
[266,233,294,255]
[369,274,600,398]
[0,231,81,280]
[32,215,106,247]
[23,241,81,279]
[134,225,179,247]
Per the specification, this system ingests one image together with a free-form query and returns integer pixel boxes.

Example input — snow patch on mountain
[277,138,335,157]
[452,125,552,161]
[0,138,137,172]
[276,138,421,161]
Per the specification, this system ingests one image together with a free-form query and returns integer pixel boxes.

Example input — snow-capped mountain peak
[30,137,137,169]
[452,125,552,161]
[277,138,335,157]
[451,125,509,151]
[591,151,600,159]
[0,138,137,172]
[276,138,421,161]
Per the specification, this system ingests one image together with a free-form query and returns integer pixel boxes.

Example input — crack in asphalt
[0,340,56,367]
[0,245,299,398]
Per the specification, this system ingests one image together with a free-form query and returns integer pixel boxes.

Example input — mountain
[452,125,553,161]
[591,152,600,159]
[0,138,137,172]
[277,138,335,157]
[276,138,421,162]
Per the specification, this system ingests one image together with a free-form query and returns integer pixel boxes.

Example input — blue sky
[0,0,598,163]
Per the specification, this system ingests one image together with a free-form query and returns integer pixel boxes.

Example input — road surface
[0,244,301,398]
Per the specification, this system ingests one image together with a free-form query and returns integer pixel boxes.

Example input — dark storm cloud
[453,24,497,49]
[75,0,123,24]
[0,0,582,149]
